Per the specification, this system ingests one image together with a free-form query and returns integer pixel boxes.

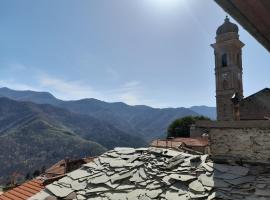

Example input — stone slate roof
[30,147,270,200]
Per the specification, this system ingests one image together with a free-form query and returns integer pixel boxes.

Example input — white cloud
[0,70,162,107]
[106,68,119,80]
[38,74,105,100]
[4,63,27,72]
[0,79,39,91]
[38,75,150,105]
[117,82,142,105]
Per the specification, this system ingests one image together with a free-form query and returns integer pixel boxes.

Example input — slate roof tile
[29,147,270,200]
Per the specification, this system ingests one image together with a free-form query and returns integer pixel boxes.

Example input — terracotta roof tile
[0,157,96,200]
[0,179,45,200]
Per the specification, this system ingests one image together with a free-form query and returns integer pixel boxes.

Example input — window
[222,53,227,67]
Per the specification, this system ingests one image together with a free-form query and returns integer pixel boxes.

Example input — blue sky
[0,0,269,108]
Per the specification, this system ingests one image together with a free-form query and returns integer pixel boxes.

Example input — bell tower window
[222,53,227,67]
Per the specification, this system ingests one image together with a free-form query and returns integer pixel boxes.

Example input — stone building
[212,17,270,121]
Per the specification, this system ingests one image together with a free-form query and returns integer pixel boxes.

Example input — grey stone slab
[135,148,149,152]
[69,169,91,180]
[148,147,164,154]
[116,184,136,190]
[86,186,111,194]
[77,194,86,200]
[126,189,145,199]
[104,192,128,200]
[58,176,74,185]
[225,176,256,185]
[146,181,164,190]
[88,174,110,184]
[162,191,190,200]
[199,174,229,188]
[125,161,144,168]
[213,172,243,180]
[228,165,249,176]
[46,184,74,198]
[106,171,115,176]
[130,170,144,183]
[83,162,102,170]
[162,149,182,157]
[189,180,205,193]
[106,152,120,158]
[206,191,231,200]
[198,174,215,187]
[138,194,152,200]
[169,182,188,194]
[109,159,127,168]
[139,168,147,179]
[213,164,229,173]
[99,156,115,164]
[189,191,209,199]
[94,157,102,166]
[111,170,135,183]
[256,183,267,189]
[114,168,127,172]
[127,155,140,163]
[202,162,214,172]
[145,189,163,198]
[162,176,174,186]
[105,181,120,189]
[77,190,86,195]
[71,180,87,191]
[114,147,136,154]
[169,174,196,182]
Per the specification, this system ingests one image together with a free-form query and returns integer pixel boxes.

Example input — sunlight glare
[147,0,187,11]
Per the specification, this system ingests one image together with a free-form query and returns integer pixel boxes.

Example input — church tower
[211,17,245,121]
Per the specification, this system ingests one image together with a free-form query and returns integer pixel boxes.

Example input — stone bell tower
[211,17,245,121]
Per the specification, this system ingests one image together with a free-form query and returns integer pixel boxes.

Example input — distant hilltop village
[212,16,270,121]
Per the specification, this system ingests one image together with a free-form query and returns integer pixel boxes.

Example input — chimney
[64,158,69,174]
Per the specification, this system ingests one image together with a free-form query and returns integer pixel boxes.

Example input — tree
[41,166,46,174]
[167,116,210,138]
[32,170,40,177]
[25,173,31,180]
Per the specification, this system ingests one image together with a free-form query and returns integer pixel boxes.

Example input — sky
[0,0,269,108]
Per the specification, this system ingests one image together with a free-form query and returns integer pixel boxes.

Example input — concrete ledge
[196,120,270,129]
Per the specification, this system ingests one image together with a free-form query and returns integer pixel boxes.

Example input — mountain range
[0,87,216,182]
[0,87,216,140]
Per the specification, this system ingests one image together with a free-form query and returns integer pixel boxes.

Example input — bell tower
[211,17,245,121]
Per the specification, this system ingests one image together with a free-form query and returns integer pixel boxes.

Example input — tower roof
[216,16,239,36]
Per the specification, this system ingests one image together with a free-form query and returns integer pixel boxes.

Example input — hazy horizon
[1,0,269,108]
[0,86,216,109]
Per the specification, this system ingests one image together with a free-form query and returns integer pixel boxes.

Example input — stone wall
[196,120,270,164]
[210,127,270,164]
